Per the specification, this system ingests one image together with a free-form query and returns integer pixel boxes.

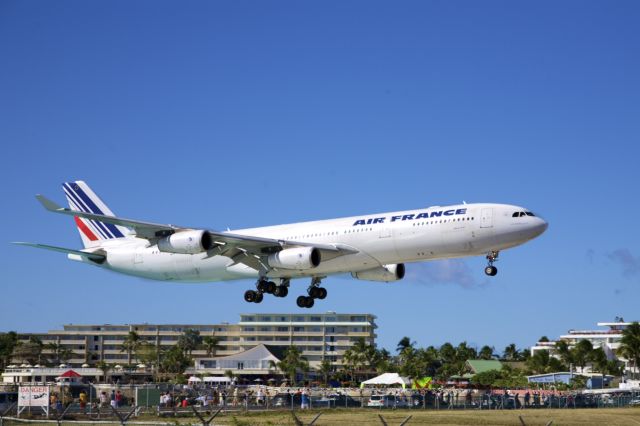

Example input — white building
[530,320,638,375]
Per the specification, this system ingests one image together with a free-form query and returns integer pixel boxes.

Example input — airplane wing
[12,242,106,263]
[36,195,356,272]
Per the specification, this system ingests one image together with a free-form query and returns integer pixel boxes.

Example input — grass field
[165,407,640,425]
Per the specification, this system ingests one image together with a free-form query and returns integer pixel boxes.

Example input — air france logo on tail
[352,208,467,226]
[62,181,127,246]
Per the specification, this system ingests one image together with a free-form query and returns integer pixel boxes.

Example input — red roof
[59,370,82,378]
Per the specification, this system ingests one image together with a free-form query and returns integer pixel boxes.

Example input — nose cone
[530,217,548,238]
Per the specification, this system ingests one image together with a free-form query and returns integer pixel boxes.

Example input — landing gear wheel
[296,296,307,308]
[318,287,327,300]
[257,281,268,293]
[254,292,264,303]
[244,290,257,303]
[266,281,277,294]
[484,266,497,276]
[309,286,322,298]
[275,286,288,298]
[296,296,314,308]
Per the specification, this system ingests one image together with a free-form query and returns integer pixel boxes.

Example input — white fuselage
[77,203,547,283]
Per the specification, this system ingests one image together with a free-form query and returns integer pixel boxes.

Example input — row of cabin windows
[413,217,474,226]
[512,211,535,217]
[285,217,475,240]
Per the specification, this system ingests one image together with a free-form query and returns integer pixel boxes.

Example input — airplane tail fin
[62,181,129,248]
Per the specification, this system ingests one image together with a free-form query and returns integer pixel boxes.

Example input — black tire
[309,286,321,298]
[244,290,256,303]
[257,281,268,292]
[318,287,327,300]
[296,296,307,308]
[266,281,277,294]
[254,292,264,303]
[484,266,498,276]
[304,296,315,308]
[275,286,288,298]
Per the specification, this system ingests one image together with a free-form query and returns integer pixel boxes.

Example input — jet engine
[351,264,405,282]
[157,230,213,254]
[267,247,321,270]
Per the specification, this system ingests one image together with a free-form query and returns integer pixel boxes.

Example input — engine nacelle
[351,264,405,282]
[157,230,213,254]
[267,247,321,270]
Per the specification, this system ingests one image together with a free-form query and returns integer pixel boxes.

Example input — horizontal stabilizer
[12,242,106,262]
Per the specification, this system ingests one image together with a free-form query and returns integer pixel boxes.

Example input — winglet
[36,194,64,212]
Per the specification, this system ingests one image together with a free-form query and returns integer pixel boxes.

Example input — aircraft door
[480,208,493,228]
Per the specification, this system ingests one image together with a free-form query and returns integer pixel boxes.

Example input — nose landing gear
[484,251,499,276]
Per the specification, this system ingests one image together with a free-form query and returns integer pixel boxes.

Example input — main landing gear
[244,278,289,304]
[484,250,499,276]
[296,277,327,309]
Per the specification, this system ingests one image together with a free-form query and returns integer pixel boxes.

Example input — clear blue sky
[1,1,639,355]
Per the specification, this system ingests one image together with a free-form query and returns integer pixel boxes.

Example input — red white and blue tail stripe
[62,181,129,248]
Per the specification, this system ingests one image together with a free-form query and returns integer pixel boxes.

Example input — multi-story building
[7,312,377,370]
[530,320,637,375]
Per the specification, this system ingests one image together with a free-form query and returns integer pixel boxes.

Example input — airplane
[14,181,548,308]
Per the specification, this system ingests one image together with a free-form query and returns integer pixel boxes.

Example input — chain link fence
[1,385,639,425]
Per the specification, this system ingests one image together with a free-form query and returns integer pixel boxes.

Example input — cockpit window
[512,212,519,217]
[525,211,535,216]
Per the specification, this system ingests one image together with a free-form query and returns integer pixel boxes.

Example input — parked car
[629,398,640,406]
[367,395,408,408]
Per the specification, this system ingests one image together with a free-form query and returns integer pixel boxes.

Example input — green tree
[572,340,594,373]
[0,332,19,370]
[177,329,203,357]
[270,346,309,385]
[539,336,550,343]
[471,369,503,386]
[160,345,192,375]
[396,337,415,354]
[120,331,142,365]
[526,350,566,374]
[479,345,494,360]
[502,343,520,361]
[317,359,333,386]
[46,342,74,365]
[343,338,378,382]
[619,322,640,379]
[555,340,574,368]
[97,361,112,383]
[202,336,221,357]
[12,336,44,365]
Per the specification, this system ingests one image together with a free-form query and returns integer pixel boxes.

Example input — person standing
[301,388,310,409]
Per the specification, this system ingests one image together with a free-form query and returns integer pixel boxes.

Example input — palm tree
[619,322,640,379]
[396,337,415,354]
[316,359,333,386]
[0,332,18,370]
[479,345,494,360]
[97,361,112,383]
[202,336,221,357]
[555,340,574,368]
[572,340,593,373]
[120,331,141,365]
[177,329,202,357]
[343,338,376,383]
[503,343,519,361]
[271,346,309,385]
